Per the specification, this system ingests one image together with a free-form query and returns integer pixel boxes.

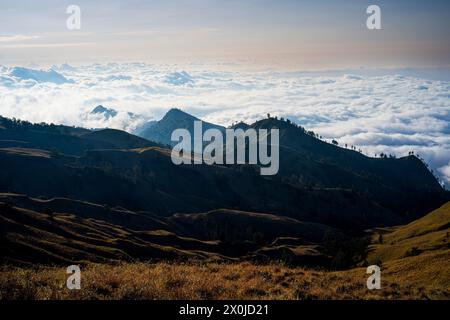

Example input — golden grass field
[1,203,448,300]
[367,202,450,264]
[1,249,448,300]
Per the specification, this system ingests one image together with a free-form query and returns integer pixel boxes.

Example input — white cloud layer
[0,63,449,185]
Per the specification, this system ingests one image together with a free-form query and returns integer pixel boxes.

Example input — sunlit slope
[368,201,450,263]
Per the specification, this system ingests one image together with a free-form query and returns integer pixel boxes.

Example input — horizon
[1,0,449,68]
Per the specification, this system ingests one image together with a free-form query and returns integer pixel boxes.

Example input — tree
[378,234,383,244]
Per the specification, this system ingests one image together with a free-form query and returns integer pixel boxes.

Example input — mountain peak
[137,108,224,146]
[90,105,118,119]
[92,105,107,113]
[9,67,72,84]
[163,108,198,121]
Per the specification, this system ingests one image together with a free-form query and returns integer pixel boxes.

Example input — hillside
[80,128,158,149]
[368,201,450,263]
[0,193,337,265]
[1,112,448,230]
[0,116,157,156]
[169,209,333,243]
[0,112,449,300]
[248,118,446,219]
[2,200,449,299]
[0,145,403,230]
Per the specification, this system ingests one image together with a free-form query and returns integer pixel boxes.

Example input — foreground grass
[1,251,449,300]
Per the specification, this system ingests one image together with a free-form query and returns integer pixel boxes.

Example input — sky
[0,1,449,185]
[0,0,449,68]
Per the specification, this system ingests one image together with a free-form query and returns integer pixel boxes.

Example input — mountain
[165,71,194,86]
[0,144,400,230]
[139,111,444,217]
[51,63,78,72]
[133,120,157,136]
[1,114,447,228]
[90,105,118,119]
[9,67,73,84]
[138,108,225,146]
[0,112,449,267]
[247,118,445,219]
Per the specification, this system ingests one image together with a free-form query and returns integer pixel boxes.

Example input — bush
[405,247,421,257]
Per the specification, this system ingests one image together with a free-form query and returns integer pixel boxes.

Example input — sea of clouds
[0,63,449,185]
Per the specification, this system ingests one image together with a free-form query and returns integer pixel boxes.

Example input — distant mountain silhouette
[138,108,225,146]
[165,71,195,86]
[9,67,73,84]
[90,105,118,119]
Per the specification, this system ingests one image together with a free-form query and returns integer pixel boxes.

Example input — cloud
[438,163,450,184]
[0,63,448,185]
[0,35,41,42]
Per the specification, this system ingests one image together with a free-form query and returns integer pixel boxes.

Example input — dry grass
[368,201,450,263]
[1,250,449,300]
[0,147,51,158]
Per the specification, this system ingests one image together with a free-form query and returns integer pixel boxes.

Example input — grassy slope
[1,202,449,300]
[0,198,224,265]
[1,255,448,300]
[0,193,337,265]
[368,201,450,263]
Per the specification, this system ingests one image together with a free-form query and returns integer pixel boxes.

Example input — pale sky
[1,0,449,69]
